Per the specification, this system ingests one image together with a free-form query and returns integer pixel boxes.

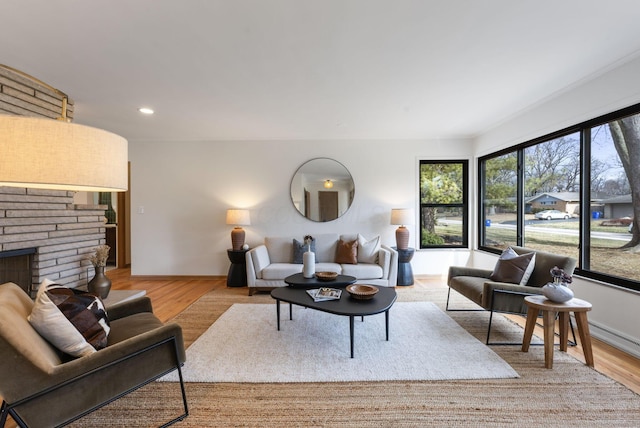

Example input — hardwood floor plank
[108,268,640,395]
[4,270,638,428]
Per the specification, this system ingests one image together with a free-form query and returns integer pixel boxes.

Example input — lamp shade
[226,209,250,251]
[0,116,128,192]
[390,208,414,226]
[226,209,251,226]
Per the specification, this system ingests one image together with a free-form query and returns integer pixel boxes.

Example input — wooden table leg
[543,309,556,369]
[559,312,569,352]
[522,307,539,353]
[575,312,595,367]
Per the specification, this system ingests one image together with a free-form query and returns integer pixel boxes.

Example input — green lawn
[434,217,639,282]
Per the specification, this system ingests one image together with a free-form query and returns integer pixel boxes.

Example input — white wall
[129,139,473,277]
[473,55,640,358]
[129,55,640,357]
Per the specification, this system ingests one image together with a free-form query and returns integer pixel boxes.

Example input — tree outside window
[479,104,640,291]
[419,160,468,248]
[481,152,517,250]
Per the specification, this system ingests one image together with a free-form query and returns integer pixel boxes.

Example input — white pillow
[28,279,110,357]
[357,234,381,264]
[520,253,536,285]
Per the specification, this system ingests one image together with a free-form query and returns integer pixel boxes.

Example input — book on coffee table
[306,287,342,302]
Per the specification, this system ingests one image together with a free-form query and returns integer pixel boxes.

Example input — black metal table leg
[350,315,355,358]
[289,303,293,320]
[276,299,280,331]
[385,310,390,341]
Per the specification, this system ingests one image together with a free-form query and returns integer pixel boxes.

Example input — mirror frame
[290,158,355,222]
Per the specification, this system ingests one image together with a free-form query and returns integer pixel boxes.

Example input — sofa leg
[445,288,484,312]
[486,310,495,345]
[0,401,8,428]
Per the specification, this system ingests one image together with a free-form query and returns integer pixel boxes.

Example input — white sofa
[245,233,398,295]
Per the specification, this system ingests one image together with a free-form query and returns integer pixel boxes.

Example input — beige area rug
[161,302,518,382]
[72,286,640,427]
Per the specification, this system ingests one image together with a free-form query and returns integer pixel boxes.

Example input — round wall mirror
[290,158,355,222]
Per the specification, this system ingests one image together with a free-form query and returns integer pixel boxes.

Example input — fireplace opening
[0,248,36,296]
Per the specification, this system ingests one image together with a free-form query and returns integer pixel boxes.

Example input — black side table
[393,247,415,286]
[227,249,248,287]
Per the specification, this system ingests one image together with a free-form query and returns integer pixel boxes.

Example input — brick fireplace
[0,248,35,295]
[0,186,108,292]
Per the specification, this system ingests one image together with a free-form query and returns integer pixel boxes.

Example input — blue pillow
[293,238,316,264]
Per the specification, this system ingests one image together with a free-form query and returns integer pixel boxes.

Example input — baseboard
[588,319,640,359]
[129,275,226,281]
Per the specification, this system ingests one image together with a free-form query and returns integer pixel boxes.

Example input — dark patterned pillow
[28,279,110,357]
[293,238,316,264]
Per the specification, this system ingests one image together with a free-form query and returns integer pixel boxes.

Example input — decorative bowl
[315,271,338,281]
[346,284,379,300]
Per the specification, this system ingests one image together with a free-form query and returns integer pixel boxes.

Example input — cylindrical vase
[303,250,315,278]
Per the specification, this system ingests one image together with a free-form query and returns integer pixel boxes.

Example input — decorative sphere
[242,244,249,250]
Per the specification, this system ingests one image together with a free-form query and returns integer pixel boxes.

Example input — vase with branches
[542,266,574,303]
[87,245,112,299]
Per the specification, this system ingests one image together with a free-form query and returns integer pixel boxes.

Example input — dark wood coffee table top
[284,272,357,289]
[271,286,397,318]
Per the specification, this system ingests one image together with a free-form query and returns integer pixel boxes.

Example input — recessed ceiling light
[138,107,154,115]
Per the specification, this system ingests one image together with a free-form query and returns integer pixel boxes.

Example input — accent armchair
[447,246,577,344]
[0,282,188,427]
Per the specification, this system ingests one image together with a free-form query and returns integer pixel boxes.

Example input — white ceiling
[2,0,640,142]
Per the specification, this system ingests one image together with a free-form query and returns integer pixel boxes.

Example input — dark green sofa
[0,282,188,427]
[447,246,577,344]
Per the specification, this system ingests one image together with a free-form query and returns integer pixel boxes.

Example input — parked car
[535,210,571,220]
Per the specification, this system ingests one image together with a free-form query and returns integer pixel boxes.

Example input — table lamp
[226,209,251,250]
[390,208,414,250]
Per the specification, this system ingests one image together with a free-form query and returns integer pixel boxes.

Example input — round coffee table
[284,272,356,289]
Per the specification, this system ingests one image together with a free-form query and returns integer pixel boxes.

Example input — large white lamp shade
[0,116,128,192]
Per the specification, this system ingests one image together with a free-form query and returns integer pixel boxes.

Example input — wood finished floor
[107,267,640,396]
[5,268,638,428]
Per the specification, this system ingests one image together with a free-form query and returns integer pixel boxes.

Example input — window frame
[478,102,640,292]
[419,159,469,249]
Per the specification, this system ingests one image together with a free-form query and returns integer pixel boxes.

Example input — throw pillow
[357,234,380,264]
[489,247,536,286]
[335,239,358,264]
[28,279,110,357]
[292,238,316,264]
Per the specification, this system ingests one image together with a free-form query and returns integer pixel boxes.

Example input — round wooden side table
[521,295,593,369]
